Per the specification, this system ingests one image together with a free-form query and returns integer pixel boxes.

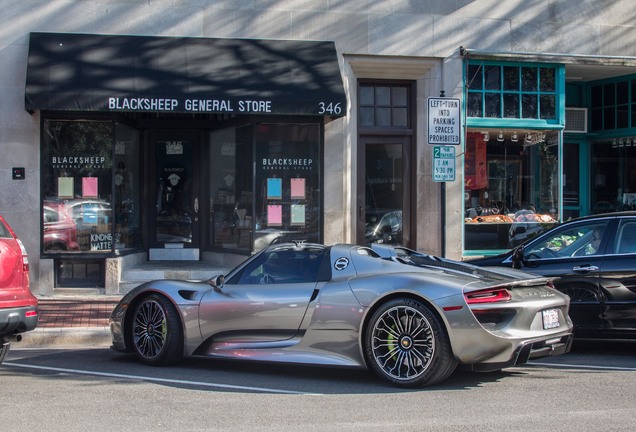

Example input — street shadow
[4,347,525,395]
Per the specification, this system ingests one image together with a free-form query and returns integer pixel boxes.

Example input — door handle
[194,197,199,214]
[573,265,599,273]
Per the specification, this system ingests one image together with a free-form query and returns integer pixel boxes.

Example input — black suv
[469,212,636,340]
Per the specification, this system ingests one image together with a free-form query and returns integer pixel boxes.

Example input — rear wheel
[562,287,598,302]
[364,298,457,388]
[131,294,183,365]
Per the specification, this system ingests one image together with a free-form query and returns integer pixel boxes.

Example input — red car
[0,214,38,363]
[43,203,80,251]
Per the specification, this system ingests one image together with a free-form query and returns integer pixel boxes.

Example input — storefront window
[114,123,141,250]
[591,139,636,213]
[209,123,321,252]
[42,120,113,253]
[254,124,321,250]
[41,119,141,261]
[590,76,636,131]
[464,130,560,253]
[209,125,253,251]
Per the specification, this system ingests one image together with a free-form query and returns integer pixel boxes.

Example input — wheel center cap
[399,336,413,349]
[147,325,155,336]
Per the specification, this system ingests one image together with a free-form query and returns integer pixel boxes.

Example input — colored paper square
[58,177,74,199]
[267,204,283,226]
[82,177,98,198]
[267,178,282,199]
[82,204,98,225]
[291,204,306,226]
[290,178,306,199]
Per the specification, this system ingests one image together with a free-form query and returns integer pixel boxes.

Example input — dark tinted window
[526,220,610,259]
[0,219,10,238]
[614,220,636,254]
[237,247,326,284]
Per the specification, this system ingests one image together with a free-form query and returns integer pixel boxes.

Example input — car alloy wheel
[365,298,456,387]
[563,287,598,302]
[131,294,183,365]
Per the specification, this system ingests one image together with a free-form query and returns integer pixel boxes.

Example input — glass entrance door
[563,140,589,219]
[357,136,411,247]
[150,131,201,250]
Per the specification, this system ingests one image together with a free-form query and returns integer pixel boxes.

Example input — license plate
[542,308,560,329]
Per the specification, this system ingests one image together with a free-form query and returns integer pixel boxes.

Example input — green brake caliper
[387,326,398,360]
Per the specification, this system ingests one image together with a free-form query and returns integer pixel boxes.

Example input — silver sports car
[110,242,573,388]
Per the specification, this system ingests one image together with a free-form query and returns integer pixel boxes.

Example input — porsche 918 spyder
[110,242,573,388]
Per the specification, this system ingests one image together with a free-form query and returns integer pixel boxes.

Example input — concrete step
[120,261,232,293]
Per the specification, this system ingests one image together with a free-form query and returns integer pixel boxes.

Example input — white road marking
[3,362,323,395]
[529,362,636,371]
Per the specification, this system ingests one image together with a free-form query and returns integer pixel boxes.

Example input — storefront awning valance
[25,33,347,117]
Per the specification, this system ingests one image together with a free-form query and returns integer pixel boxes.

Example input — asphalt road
[2,341,635,432]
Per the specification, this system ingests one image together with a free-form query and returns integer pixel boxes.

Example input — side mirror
[207,274,225,291]
[511,246,525,269]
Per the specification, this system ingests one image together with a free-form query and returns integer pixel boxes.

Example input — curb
[17,327,112,348]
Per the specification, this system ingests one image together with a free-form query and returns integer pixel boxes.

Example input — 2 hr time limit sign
[427,97,461,145]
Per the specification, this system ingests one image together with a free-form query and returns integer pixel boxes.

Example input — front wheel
[131,294,183,366]
[364,298,457,388]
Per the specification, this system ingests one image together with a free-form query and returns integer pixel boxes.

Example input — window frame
[589,75,636,132]
[465,60,565,129]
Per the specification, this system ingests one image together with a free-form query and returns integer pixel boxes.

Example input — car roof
[570,211,636,221]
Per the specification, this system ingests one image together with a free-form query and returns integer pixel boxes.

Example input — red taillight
[465,288,511,304]
[26,310,37,318]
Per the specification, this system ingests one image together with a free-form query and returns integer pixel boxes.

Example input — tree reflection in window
[466,61,561,122]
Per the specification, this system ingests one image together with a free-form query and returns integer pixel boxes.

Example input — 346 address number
[318,102,342,115]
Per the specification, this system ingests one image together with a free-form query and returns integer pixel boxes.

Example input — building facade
[2,1,636,295]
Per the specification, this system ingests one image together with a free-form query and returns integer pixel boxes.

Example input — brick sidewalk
[36,299,120,328]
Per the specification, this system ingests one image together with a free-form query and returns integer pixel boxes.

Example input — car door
[198,248,323,342]
[521,218,615,333]
[597,217,636,335]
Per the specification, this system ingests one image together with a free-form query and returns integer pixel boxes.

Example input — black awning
[25,33,347,117]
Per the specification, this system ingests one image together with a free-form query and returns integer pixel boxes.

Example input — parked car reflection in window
[365,210,402,245]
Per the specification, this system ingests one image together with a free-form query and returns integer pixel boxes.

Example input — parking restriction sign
[433,146,455,182]
[428,97,461,145]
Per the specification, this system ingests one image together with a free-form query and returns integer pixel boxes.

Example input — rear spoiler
[370,244,557,285]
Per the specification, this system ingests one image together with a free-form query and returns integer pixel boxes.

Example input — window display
[464,130,560,253]
[591,139,636,213]
[42,120,142,254]
[209,126,253,250]
[155,140,193,244]
[254,124,321,250]
[42,120,114,253]
[113,123,141,250]
[208,123,321,252]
